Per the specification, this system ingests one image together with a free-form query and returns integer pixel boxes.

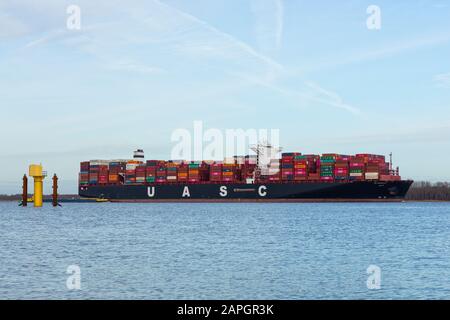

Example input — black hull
[79,180,413,202]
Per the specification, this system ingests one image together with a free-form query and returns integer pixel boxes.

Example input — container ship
[78,146,413,202]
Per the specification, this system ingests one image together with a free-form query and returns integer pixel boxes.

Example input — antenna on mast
[389,152,393,173]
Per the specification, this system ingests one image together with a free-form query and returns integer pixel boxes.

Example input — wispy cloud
[23,29,65,49]
[304,81,360,114]
[9,0,358,115]
[275,0,283,50]
[153,0,284,75]
[308,32,450,71]
[105,59,165,74]
[231,72,360,115]
[155,0,358,114]
[329,123,450,145]
[250,0,284,54]
[434,72,450,88]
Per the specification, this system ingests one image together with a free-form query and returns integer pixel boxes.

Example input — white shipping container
[349,172,363,177]
[126,164,138,170]
[109,159,129,163]
[224,157,235,164]
[365,173,379,180]
[90,160,111,166]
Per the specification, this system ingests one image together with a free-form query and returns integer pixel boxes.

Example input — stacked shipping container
[281,152,301,181]
[222,163,236,182]
[135,164,146,184]
[188,162,200,182]
[80,152,398,186]
[146,160,157,183]
[320,154,336,181]
[108,161,124,184]
[156,161,167,183]
[293,155,307,181]
[210,163,222,182]
[334,156,350,181]
[166,162,178,182]
[267,159,280,181]
[178,163,188,182]
[79,161,89,186]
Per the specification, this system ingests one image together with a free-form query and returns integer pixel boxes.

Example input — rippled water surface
[0,201,449,299]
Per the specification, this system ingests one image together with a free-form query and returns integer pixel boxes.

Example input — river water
[0,201,449,299]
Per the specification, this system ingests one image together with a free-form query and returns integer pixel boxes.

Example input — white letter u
[147,187,155,197]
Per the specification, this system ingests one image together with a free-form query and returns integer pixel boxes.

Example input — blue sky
[1,0,450,193]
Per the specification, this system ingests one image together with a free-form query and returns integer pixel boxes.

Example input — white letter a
[182,186,191,198]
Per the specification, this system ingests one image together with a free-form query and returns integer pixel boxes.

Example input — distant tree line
[0,194,79,201]
[0,194,22,201]
[405,181,450,201]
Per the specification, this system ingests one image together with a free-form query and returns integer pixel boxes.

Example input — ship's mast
[389,152,393,172]
[250,141,282,181]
